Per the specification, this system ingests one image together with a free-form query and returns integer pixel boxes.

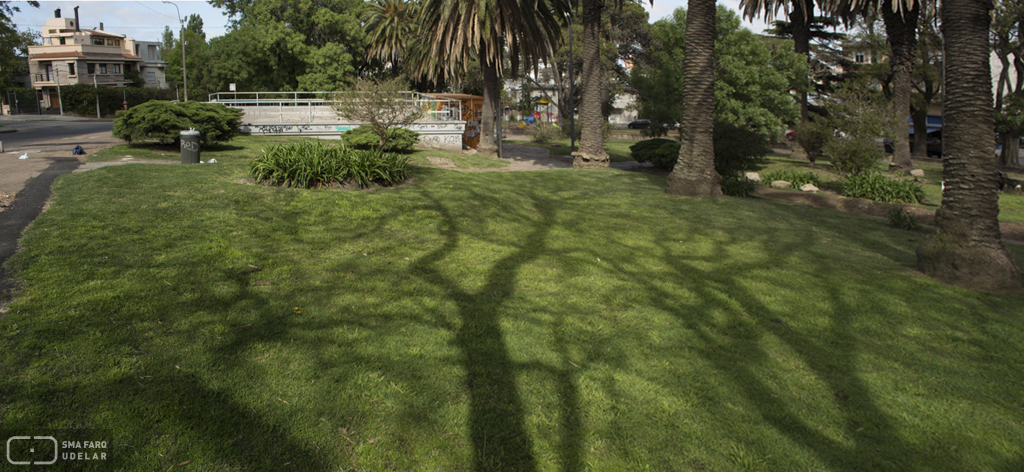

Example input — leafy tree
[207,0,366,91]
[631,7,803,141]
[916,0,1021,291]
[667,0,721,196]
[741,0,820,123]
[164,14,211,100]
[910,3,941,160]
[0,1,38,92]
[332,77,423,151]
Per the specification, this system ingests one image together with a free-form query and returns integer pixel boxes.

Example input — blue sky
[12,0,775,43]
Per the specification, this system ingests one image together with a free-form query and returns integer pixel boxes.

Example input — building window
[44,63,53,82]
[855,52,865,64]
[124,63,132,72]
[67,63,75,76]
[59,37,66,45]
[87,63,95,75]
[93,37,104,46]
[99,64,107,74]
[148,45,159,61]
[112,64,121,74]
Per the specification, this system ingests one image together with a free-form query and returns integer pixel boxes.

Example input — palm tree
[666,0,721,196]
[574,0,609,167]
[362,0,419,73]
[825,0,920,171]
[916,0,1022,291]
[574,0,650,168]
[417,0,567,157]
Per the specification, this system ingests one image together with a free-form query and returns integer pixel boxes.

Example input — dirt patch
[619,164,1024,243]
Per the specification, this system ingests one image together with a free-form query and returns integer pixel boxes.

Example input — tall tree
[632,6,802,139]
[916,0,1022,291]
[417,0,567,157]
[0,1,38,91]
[992,0,1024,168]
[574,0,610,167]
[666,0,720,196]
[910,2,941,160]
[362,0,418,74]
[574,0,650,168]
[742,0,817,123]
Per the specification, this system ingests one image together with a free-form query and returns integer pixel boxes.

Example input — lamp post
[163,1,187,102]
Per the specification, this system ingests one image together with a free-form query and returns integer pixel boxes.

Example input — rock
[463,149,478,156]
[800,183,819,192]
[745,172,761,183]
[771,180,792,189]
[909,168,925,177]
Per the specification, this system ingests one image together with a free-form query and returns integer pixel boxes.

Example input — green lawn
[1,139,1023,470]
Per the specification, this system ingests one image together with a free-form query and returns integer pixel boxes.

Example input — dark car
[628,119,651,129]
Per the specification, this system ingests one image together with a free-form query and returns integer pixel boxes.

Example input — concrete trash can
[180,130,201,164]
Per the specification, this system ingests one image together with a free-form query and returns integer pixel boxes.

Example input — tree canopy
[631,6,804,139]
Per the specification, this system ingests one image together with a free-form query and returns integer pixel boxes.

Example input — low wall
[239,121,467,152]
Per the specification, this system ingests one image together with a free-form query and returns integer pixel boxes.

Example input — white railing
[208,91,463,122]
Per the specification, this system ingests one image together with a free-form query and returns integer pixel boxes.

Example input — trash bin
[180,130,201,164]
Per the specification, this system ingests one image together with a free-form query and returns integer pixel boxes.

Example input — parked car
[628,119,651,129]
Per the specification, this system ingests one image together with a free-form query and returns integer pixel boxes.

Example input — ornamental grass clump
[761,169,822,188]
[250,141,410,189]
[842,171,925,204]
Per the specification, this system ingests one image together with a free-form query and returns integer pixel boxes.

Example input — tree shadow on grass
[601,198,983,471]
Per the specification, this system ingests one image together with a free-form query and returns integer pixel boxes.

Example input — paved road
[0,117,121,301]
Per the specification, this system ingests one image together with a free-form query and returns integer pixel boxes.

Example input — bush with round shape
[341,124,420,153]
[113,100,244,144]
[842,171,925,204]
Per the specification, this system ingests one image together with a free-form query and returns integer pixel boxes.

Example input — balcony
[32,73,133,86]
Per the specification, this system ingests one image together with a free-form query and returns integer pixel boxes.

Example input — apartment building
[27,7,162,109]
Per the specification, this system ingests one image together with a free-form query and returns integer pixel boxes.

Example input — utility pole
[55,65,64,116]
[94,74,101,118]
[163,1,187,101]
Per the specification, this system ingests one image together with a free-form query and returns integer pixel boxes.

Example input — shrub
[760,170,821,188]
[113,100,244,144]
[630,138,679,169]
[630,122,769,177]
[529,122,562,144]
[887,207,921,231]
[341,124,419,153]
[794,117,831,163]
[826,138,883,176]
[721,175,757,197]
[713,122,769,177]
[250,141,410,189]
[842,172,925,204]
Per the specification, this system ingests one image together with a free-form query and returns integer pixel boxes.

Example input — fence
[207,91,464,123]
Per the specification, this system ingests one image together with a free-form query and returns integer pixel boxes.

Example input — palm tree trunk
[917,0,1021,291]
[478,58,499,157]
[667,0,721,197]
[573,0,610,168]
[791,0,813,124]
[911,106,929,159]
[883,0,919,171]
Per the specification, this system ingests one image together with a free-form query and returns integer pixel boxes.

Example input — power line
[135,1,178,21]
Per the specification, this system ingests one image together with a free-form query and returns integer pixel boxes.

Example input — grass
[87,136,509,170]
[2,139,1024,470]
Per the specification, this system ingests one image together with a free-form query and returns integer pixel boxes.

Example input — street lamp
[163,1,187,102]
